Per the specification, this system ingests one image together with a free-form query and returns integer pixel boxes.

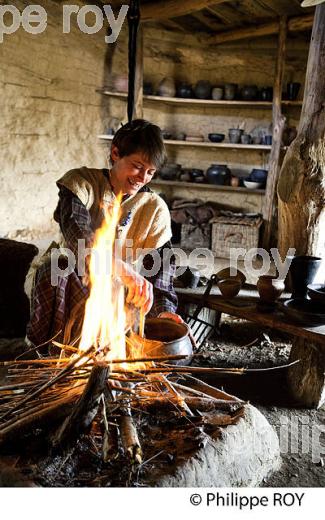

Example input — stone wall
[0,2,310,239]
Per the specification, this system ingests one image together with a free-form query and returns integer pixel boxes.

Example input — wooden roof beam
[205,14,314,45]
[140,0,234,22]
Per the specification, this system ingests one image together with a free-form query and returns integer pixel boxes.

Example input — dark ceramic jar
[260,87,273,101]
[289,255,322,298]
[206,164,231,185]
[194,80,211,99]
[241,85,258,101]
[176,83,193,98]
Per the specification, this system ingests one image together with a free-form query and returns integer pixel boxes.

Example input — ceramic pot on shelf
[289,255,322,298]
[260,87,273,101]
[194,80,212,99]
[113,75,128,93]
[250,168,268,184]
[143,82,153,95]
[228,128,244,144]
[224,83,237,100]
[287,82,301,101]
[241,85,258,101]
[212,87,223,100]
[157,77,176,97]
[241,133,252,145]
[206,164,231,185]
[176,83,193,98]
[257,275,285,304]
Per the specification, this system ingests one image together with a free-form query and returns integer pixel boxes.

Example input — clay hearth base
[146,404,280,487]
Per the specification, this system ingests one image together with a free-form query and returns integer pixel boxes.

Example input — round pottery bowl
[194,176,206,183]
[244,180,263,189]
[216,268,246,286]
[144,318,193,365]
[208,133,225,143]
[307,284,325,306]
[250,168,268,183]
[217,278,241,299]
[279,298,325,327]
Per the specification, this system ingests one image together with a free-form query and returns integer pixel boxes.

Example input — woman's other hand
[116,259,153,314]
[158,311,183,323]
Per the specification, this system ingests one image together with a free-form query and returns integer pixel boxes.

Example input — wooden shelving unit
[151,179,265,194]
[97,89,301,220]
[98,89,302,109]
[98,134,272,151]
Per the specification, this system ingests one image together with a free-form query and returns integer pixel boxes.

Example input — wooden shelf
[98,89,302,109]
[98,134,271,151]
[150,179,265,194]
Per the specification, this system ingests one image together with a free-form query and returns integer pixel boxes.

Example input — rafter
[205,14,314,45]
[191,11,225,32]
[140,0,234,22]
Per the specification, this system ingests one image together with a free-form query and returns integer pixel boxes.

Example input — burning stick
[101,392,119,463]
[0,346,94,422]
[118,412,142,465]
[131,395,243,412]
[51,362,110,450]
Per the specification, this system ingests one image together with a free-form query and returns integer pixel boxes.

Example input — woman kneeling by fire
[27,119,184,350]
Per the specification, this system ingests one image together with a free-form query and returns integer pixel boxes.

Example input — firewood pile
[0,334,247,486]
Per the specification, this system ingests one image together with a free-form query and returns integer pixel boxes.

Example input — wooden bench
[176,284,325,409]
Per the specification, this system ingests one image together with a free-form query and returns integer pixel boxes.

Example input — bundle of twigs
[0,334,296,466]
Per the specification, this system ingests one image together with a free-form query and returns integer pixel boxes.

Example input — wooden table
[176,284,325,408]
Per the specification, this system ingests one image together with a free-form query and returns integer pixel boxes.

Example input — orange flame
[78,196,126,361]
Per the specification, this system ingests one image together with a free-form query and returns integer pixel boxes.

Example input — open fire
[0,199,249,485]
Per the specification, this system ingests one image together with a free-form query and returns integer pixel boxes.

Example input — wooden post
[278,5,325,257]
[277,5,325,408]
[133,25,143,119]
[262,17,287,250]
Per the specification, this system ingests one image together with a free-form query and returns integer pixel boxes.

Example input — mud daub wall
[0,2,309,238]
[0,0,111,240]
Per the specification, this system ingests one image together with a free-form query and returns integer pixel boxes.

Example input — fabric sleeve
[54,186,95,258]
[140,241,178,317]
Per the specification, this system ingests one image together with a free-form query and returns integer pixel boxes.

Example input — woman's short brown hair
[111,119,167,170]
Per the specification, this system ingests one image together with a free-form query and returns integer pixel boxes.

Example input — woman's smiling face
[110,145,156,195]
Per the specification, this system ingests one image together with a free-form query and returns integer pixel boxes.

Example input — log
[206,14,313,45]
[132,395,244,412]
[52,363,109,449]
[262,16,287,249]
[101,394,119,463]
[141,0,233,21]
[287,338,325,408]
[118,413,142,464]
[278,5,325,261]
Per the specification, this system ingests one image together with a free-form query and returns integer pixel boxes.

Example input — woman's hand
[115,259,153,314]
[158,311,184,323]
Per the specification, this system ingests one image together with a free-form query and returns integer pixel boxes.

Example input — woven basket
[211,215,262,258]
